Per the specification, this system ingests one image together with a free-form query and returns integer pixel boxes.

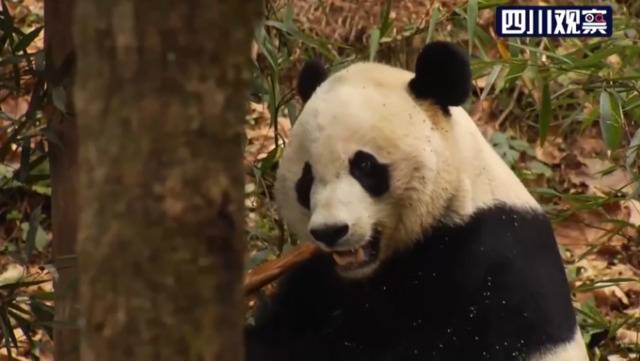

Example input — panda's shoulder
[463,204,557,255]
[421,203,565,289]
[439,203,560,266]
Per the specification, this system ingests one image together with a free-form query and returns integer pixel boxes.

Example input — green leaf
[263,20,337,62]
[22,206,47,259]
[527,160,552,177]
[286,101,298,125]
[41,126,62,147]
[51,86,67,113]
[627,128,640,169]
[467,0,478,53]
[254,24,277,71]
[29,291,55,301]
[570,46,625,69]
[258,146,282,174]
[538,80,551,145]
[426,6,440,44]
[17,137,30,182]
[480,64,502,100]
[0,279,50,291]
[503,61,527,86]
[599,91,623,151]
[378,0,393,37]
[0,305,16,360]
[478,0,509,9]
[283,1,294,27]
[13,26,42,53]
[573,278,639,293]
[0,121,27,162]
[29,298,53,338]
[368,27,381,61]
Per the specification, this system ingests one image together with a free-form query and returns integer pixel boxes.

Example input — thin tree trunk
[44,1,79,360]
[73,2,260,360]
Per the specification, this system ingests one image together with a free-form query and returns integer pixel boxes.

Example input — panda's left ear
[409,41,471,109]
[297,59,328,103]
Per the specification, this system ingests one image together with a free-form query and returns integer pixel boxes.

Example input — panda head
[275,42,472,278]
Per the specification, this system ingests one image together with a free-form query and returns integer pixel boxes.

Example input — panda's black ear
[409,41,471,109]
[297,59,328,103]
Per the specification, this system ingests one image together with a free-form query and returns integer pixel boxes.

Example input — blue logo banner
[496,6,613,37]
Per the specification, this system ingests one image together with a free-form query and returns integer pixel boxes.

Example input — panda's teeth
[332,245,370,266]
[332,252,357,266]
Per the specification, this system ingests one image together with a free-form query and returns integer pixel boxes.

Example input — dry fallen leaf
[616,328,640,346]
[0,95,30,120]
[535,136,565,165]
[566,156,632,196]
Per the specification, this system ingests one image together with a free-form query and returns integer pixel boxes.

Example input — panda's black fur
[246,205,576,361]
[297,59,328,103]
[409,41,472,112]
[246,42,580,361]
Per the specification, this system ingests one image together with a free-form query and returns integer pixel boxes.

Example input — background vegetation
[0,0,638,360]
[246,1,640,360]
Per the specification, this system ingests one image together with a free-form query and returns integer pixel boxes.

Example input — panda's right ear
[297,59,328,103]
[409,41,471,109]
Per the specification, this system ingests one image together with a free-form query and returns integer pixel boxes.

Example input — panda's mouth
[331,228,381,272]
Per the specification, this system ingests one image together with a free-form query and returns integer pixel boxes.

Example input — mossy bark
[74,2,260,360]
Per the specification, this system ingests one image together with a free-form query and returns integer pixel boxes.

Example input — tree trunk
[73,2,260,360]
[44,1,79,360]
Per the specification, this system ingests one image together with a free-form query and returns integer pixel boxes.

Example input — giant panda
[246,41,589,361]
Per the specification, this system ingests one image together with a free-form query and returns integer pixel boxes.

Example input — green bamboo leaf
[29,298,54,338]
[570,46,625,69]
[254,25,277,71]
[538,80,551,145]
[627,128,640,169]
[0,306,16,360]
[286,102,298,125]
[28,291,55,301]
[378,0,393,37]
[599,91,623,151]
[503,61,527,86]
[369,27,381,61]
[264,21,337,61]
[426,6,440,44]
[478,0,509,9]
[0,120,28,162]
[13,26,42,53]
[467,0,478,53]
[51,85,67,113]
[480,64,502,100]
[23,206,47,259]
[0,279,50,290]
[573,278,638,293]
[17,137,30,182]
[284,1,294,27]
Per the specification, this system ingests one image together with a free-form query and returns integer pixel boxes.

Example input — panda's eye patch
[349,151,389,197]
[295,162,314,210]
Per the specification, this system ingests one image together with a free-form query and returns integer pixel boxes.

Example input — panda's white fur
[273,62,587,361]
[532,331,589,361]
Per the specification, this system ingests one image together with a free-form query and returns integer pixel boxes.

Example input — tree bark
[44,1,79,360]
[73,2,260,360]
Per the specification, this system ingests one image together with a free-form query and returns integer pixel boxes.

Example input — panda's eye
[351,151,377,174]
[356,158,372,172]
[349,150,390,197]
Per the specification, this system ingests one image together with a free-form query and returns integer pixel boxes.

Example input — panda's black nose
[310,224,349,247]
